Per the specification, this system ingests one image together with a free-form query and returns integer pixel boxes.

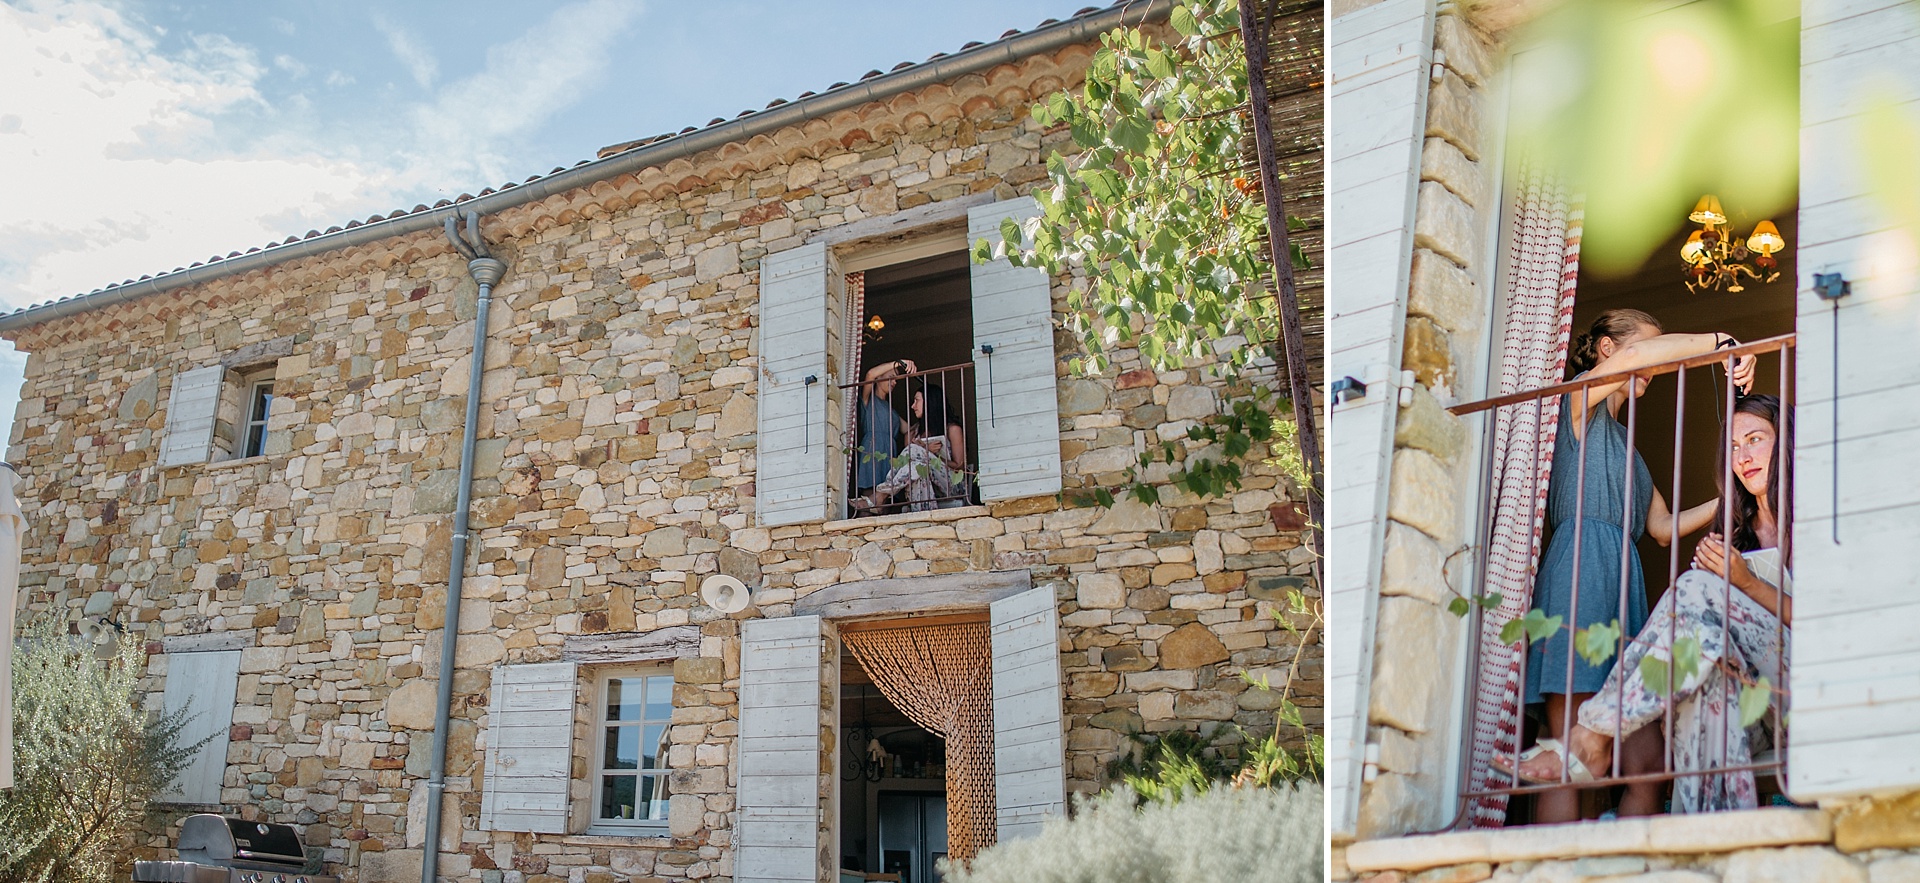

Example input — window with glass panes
[592,670,673,829]
[242,378,274,458]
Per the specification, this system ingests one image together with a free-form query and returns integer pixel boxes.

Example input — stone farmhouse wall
[4,39,1314,883]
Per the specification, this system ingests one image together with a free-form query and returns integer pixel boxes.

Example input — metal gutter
[0,0,1171,337]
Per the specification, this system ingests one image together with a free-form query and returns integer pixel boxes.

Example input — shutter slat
[737,616,828,882]
[479,662,576,833]
[160,649,241,804]
[1785,0,1920,803]
[990,586,1065,841]
[160,365,225,467]
[757,243,837,526]
[968,198,1063,503]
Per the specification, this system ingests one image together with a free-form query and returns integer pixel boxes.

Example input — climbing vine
[975,0,1311,506]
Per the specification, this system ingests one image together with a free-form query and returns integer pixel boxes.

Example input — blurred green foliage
[1510,0,1799,275]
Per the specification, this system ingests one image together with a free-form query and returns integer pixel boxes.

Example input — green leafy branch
[976,0,1309,508]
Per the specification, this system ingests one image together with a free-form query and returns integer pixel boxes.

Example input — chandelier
[1679,195,1785,293]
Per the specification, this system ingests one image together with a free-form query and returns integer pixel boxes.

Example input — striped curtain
[840,270,871,451]
[1466,160,1583,827]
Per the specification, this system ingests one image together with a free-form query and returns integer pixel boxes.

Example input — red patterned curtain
[842,271,867,450]
[1467,159,1582,827]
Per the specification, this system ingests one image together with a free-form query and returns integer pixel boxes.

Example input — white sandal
[1491,738,1596,785]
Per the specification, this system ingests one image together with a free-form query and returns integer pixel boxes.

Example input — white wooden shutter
[1785,0,1920,801]
[737,615,831,883]
[159,649,241,804]
[757,243,839,525]
[989,585,1065,841]
[968,198,1063,502]
[479,662,577,833]
[159,365,224,467]
[1325,0,1434,836]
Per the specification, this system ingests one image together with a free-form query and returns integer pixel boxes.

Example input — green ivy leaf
[1739,677,1772,727]
[1447,596,1471,618]
[1640,655,1672,698]
[1169,4,1200,36]
[1673,636,1702,690]
[1575,620,1622,667]
[1475,592,1505,610]
[1499,610,1562,646]
[1110,115,1151,154]
[1078,168,1126,203]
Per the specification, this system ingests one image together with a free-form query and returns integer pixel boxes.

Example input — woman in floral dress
[1505,394,1792,813]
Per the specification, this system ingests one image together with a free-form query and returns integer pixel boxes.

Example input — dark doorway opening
[839,659,949,882]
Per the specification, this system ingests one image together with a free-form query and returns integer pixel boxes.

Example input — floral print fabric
[1578,550,1789,813]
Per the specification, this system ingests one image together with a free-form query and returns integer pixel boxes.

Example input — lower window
[591,669,675,831]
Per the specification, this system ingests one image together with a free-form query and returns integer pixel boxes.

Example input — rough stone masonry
[3,36,1314,883]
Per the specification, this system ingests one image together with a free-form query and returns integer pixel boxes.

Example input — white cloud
[0,2,389,308]
[0,0,646,310]
[405,0,644,184]
[371,12,437,89]
[0,0,647,443]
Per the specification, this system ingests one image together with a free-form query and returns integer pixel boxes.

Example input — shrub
[0,616,199,883]
[943,783,1323,883]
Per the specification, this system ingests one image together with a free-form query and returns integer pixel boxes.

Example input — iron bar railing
[1447,333,1796,825]
[841,362,978,518]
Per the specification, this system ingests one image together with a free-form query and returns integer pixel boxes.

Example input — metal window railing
[1445,333,1796,824]
[841,362,978,517]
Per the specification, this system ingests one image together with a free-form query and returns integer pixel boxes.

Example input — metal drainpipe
[421,211,504,883]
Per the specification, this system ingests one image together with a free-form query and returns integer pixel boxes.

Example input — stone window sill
[548,831,674,847]
[825,504,989,532]
[1343,807,1832,873]
[204,454,280,472]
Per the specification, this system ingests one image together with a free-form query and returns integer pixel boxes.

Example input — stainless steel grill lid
[177,814,307,869]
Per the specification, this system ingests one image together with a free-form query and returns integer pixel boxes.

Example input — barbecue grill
[131,814,335,883]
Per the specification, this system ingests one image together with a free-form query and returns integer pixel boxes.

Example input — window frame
[241,375,275,459]
[585,666,676,836]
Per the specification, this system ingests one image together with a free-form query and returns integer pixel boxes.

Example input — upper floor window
[241,375,275,459]
[752,198,1065,527]
[158,342,297,468]
[845,254,979,517]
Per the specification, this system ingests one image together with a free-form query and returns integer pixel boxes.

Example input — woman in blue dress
[1522,309,1753,822]
[851,359,914,512]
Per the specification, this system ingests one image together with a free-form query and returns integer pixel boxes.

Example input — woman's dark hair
[1717,393,1792,554]
[913,382,962,436]
[1569,308,1663,374]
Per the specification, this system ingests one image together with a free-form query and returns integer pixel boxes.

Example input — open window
[159,356,289,467]
[233,371,276,460]
[1445,16,1801,827]
[842,253,981,517]
[753,198,1063,527]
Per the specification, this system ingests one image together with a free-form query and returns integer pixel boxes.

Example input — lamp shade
[1689,194,1727,226]
[1747,220,1784,255]
[1681,230,1710,266]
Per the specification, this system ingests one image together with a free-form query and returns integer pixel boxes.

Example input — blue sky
[0,0,1095,440]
